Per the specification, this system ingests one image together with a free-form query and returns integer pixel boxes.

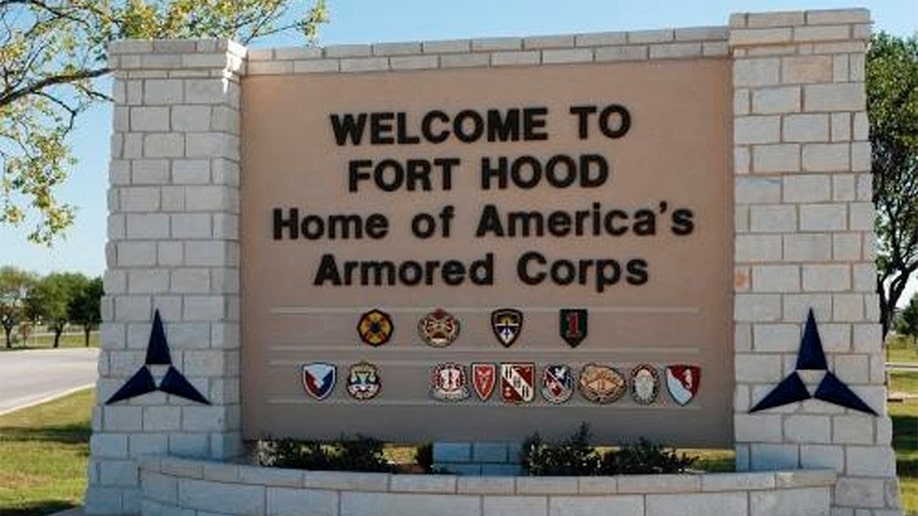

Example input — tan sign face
[241,58,733,445]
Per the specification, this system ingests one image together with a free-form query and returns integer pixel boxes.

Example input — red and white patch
[471,363,497,401]
[430,363,469,401]
[665,364,701,406]
[500,363,535,403]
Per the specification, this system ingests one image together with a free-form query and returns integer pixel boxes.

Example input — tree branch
[0,67,109,108]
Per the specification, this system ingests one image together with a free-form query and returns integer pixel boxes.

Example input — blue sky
[1,0,916,299]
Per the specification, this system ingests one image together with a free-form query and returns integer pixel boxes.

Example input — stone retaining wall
[139,456,835,516]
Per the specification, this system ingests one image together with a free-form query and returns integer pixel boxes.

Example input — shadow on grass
[892,411,917,454]
[0,500,77,516]
[0,422,90,445]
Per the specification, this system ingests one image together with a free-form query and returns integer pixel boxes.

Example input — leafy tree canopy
[868,32,918,337]
[0,265,37,347]
[1,0,328,243]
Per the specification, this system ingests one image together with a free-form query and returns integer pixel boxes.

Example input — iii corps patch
[357,309,393,347]
[346,362,381,400]
[301,362,336,401]
[500,363,535,403]
[491,308,523,347]
[630,364,660,405]
[418,309,460,348]
[559,309,588,348]
[578,363,626,404]
[666,364,700,406]
[471,363,497,401]
[430,363,470,401]
[540,364,575,404]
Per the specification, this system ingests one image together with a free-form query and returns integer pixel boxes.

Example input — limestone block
[171,106,212,132]
[340,492,480,516]
[800,444,844,470]
[784,414,831,443]
[750,205,797,233]
[736,177,782,203]
[735,294,782,321]
[595,46,648,62]
[267,488,338,516]
[524,34,575,49]
[752,265,800,292]
[126,213,170,239]
[784,114,829,142]
[491,51,540,66]
[784,234,831,261]
[341,57,389,72]
[170,213,212,239]
[800,204,847,231]
[750,487,830,516]
[736,234,782,262]
[120,186,161,212]
[736,115,781,144]
[90,433,129,458]
[324,44,372,58]
[515,476,579,495]
[750,443,799,470]
[132,159,169,184]
[833,293,864,321]
[805,9,870,25]
[802,264,850,291]
[372,42,421,56]
[422,40,471,54]
[783,55,833,84]
[646,492,746,516]
[131,106,170,131]
[440,53,490,68]
[627,29,674,44]
[734,58,781,87]
[127,269,169,294]
[456,476,515,494]
[752,144,800,172]
[746,11,805,28]
[390,55,439,70]
[178,478,264,514]
[649,42,702,59]
[144,79,184,104]
[144,133,185,158]
[575,32,627,47]
[834,477,887,508]
[735,353,783,382]
[293,59,340,73]
[784,175,831,203]
[472,37,522,51]
[542,48,594,64]
[172,159,210,187]
[804,83,865,112]
[549,495,644,516]
[753,87,800,114]
[754,323,800,351]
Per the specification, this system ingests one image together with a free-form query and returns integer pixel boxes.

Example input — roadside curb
[0,384,94,417]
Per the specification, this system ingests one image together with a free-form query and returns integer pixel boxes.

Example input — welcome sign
[240,58,732,444]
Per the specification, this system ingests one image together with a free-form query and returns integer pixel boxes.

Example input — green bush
[522,423,697,476]
[257,435,394,473]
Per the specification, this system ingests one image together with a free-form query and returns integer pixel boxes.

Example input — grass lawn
[0,389,93,516]
[1,331,99,351]
[887,335,918,363]
[891,398,917,515]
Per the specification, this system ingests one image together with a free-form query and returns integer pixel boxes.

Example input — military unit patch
[357,309,393,346]
[430,363,470,401]
[491,308,523,347]
[418,309,460,347]
[471,363,497,401]
[559,309,588,348]
[302,362,336,401]
[630,364,659,405]
[500,363,535,403]
[578,363,626,404]
[540,364,575,404]
[665,364,700,406]
[346,362,381,400]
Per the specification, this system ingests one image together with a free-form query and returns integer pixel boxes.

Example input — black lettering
[580,154,609,187]
[569,105,597,139]
[523,107,549,140]
[411,213,437,239]
[405,159,432,191]
[517,251,547,285]
[453,110,484,143]
[374,159,404,192]
[370,112,395,144]
[671,209,695,235]
[421,111,450,143]
[545,154,577,187]
[442,260,466,285]
[313,254,342,285]
[348,160,372,192]
[595,260,622,293]
[302,214,324,239]
[599,104,631,139]
[398,261,424,285]
[396,112,421,144]
[487,109,520,142]
[433,158,459,190]
[365,214,389,239]
[475,204,504,237]
[330,113,367,146]
[547,211,572,237]
[361,261,396,286]
[507,211,545,237]
[603,210,629,236]
[273,207,298,239]
[626,259,649,285]
[550,259,576,285]
[633,209,656,235]
[481,157,508,190]
[511,155,542,189]
[327,215,364,239]
[469,253,494,285]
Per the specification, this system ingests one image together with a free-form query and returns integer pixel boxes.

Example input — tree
[0,266,36,347]
[1,0,328,243]
[868,33,918,337]
[28,271,86,347]
[896,294,918,340]
[69,275,102,346]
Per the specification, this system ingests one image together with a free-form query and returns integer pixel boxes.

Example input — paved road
[0,348,99,415]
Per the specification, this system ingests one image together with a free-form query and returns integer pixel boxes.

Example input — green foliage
[414,442,433,473]
[896,295,918,339]
[69,276,103,346]
[27,272,87,347]
[521,423,696,476]
[0,266,37,348]
[257,434,394,473]
[1,0,328,244]
[868,33,918,336]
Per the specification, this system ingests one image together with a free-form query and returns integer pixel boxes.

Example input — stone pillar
[730,9,901,515]
[85,39,246,515]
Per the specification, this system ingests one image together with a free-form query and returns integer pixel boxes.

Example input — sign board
[241,58,733,444]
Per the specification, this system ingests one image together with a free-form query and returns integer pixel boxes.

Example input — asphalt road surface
[0,348,99,415]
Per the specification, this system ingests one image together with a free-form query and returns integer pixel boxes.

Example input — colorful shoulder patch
[357,309,393,346]
[630,364,659,405]
[541,364,575,404]
[665,364,700,406]
[346,362,381,400]
[418,309,460,348]
[491,308,523,347]
[559,309,588,348]
[471,363,497,401]
[578,364,626,404]
[430,363,470,401]
[500,363,535,403]
[302,362,336,401]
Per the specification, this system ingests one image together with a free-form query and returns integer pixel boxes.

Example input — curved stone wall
[139,456,835,516]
